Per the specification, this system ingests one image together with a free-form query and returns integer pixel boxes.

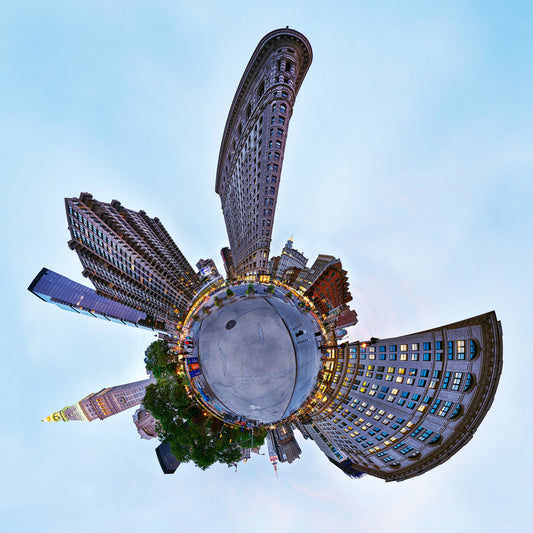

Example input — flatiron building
[215,28,312,277]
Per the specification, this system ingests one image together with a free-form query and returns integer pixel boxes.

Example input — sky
[1,1,532,531]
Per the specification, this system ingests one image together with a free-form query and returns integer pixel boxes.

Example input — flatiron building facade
[215,28,312,277]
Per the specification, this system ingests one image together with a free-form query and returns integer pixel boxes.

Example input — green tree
[142,370,251,470]
[144,340,176,379]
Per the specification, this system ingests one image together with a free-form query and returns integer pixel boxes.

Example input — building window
[423,353,431,361]
[438,400,453,417]
[457,340,465,360]
[400,344,408,352]
[464,373,474,392]
[428,434,442,445]
[470,340,479,359]
[448,341,454,360]
[411,353,419,361]
[421,369,429,378]
[451,372,463,391]
[450,404,463,419]
[430,399,441,414]
[423,342,431,350]
[411,343,419,351]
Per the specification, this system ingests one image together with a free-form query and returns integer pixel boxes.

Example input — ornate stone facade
[301,311,503,481]
[216,29,312,277]
[43,378,155,423]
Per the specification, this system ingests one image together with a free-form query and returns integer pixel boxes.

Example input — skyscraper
[297,254,335,291]
[28,268,167,331]
[43,378,155,422]
[220,247,235,280]
[66,193,200,327]
[274,238,308,279]
[215,28,312,278]
[300,311,503,481]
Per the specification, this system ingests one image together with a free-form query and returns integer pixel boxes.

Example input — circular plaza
[186,284,324,425]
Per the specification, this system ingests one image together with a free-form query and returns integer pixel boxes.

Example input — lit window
[457,340,465,360]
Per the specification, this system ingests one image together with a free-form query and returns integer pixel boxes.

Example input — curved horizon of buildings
[30,28,503,481]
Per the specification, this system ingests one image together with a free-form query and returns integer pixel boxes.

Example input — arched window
[470,339,479,360]
[464,373,475,392]
[428,434,442,446]
[450,404,463,419]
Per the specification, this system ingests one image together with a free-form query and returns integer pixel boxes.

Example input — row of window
[364,340,479,360]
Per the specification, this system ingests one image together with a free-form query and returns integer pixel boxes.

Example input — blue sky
[1,1,531,531]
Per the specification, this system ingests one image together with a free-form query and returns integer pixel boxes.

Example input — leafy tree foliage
[143,346,267,470]
[144,340,176,379]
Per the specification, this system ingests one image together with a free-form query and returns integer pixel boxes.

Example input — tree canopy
[144,340,176,379]
[142,341,266,470]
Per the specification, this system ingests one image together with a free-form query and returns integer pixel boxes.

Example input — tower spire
[42,378,155,423]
